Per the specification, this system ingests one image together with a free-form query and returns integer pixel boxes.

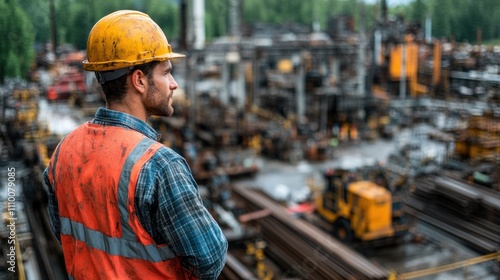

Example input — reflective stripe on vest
[60,217,174,262]
[118,137,157,241]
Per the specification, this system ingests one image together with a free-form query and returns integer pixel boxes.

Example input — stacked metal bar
[221,253,259,280]
[406,175,500,253]
[232,184,389,280]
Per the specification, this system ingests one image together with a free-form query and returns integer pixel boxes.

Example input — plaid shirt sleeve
[136,147,228,280]
[43,167,62,243]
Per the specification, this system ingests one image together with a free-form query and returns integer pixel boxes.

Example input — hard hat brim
[83,52,186,72]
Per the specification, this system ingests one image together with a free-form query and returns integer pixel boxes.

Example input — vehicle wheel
[332,218,353,243]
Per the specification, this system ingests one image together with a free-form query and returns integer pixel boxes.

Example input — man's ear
[130,69,148,94]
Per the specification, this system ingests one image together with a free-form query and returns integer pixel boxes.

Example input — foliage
[16,0,500,48]
[241,0,377,33]
[0,0,35,83]
[68,4,94,50]
[206,0,230,38]
[407,0,428,24]
[21,0,51,44]
[431,0,452,40]
[1,0,499,84]
[144,0,179,41]
[393,0,500,43]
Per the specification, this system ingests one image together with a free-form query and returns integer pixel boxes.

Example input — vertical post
[296,53,305,119]
[236,59,246,109]
[192,0,205,50]
[228,0,240,37]
[180,0,187,50]
[425,15,432,44]
[252,54,260,107]
[187,52,197,129]
[358,0,366,97]
[321,93,328,133]
[400,43,406,99]
[477,27,482,69]
[1,89,5,119]
[374,30,382,66]
[221,57,229,105]
[49,0,57,56]
[381,0,388,23]
[89,0,96,27]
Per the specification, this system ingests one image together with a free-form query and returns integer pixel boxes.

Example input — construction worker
[43,10,227,279]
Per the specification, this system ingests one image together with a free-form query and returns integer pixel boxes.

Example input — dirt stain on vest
[121,145,128,158]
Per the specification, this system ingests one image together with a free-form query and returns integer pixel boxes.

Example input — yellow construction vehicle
[314,168,405,243]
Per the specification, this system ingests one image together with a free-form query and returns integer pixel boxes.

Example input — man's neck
[107,99,148,122]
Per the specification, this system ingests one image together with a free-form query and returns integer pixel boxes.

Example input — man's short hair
[100,61,159,103]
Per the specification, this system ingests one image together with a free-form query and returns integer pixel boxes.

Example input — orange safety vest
[47,122,197,280]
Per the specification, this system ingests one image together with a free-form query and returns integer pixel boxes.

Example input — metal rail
[232,183,390,280]
[24,199,67,280]
[397,252,500,279]
[221,253,259,280]
[407,175,500,253]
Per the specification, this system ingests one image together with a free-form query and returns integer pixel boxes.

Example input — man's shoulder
[61,121,94,139]
[149,144,185,164]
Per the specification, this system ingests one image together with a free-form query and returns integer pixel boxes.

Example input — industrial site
[0,0,499,279]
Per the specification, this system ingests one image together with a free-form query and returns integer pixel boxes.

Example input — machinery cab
[318,168,352,221]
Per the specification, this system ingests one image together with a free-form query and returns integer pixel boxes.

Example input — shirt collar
[92,107,161,141]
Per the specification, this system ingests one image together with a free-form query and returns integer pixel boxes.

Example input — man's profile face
[144,61,178,117]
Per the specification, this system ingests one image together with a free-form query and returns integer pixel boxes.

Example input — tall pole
[228,0,241,37]
[425,15,432,44]
[400,43,406,99]
[358,0,366,97]
[49,0,57,56]
[91,0,96,27]
[192,0,205,50]
[296,54,305,119]
[381,0,388,23]
[180,0,187,50]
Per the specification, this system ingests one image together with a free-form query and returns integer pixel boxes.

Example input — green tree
[408,0,428,26]
[476,0,500,43]
[69,4,94,50]
[459,0,483,42]
[0,0,35,83]
[145,0,179,40]
[56,0,71,46]
[488,4,500,41]
[20,0,51,45]
[431,0,452,40]
[5,51,20,79]
[206,0,230,38]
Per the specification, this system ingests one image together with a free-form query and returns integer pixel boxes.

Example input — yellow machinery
[388,36,442,97]
[315,169,396,242]
[246,240,274,280]
[455,113,500,162]
[13,88,40,124]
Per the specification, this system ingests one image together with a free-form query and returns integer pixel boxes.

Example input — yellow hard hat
[83,10,184,74]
